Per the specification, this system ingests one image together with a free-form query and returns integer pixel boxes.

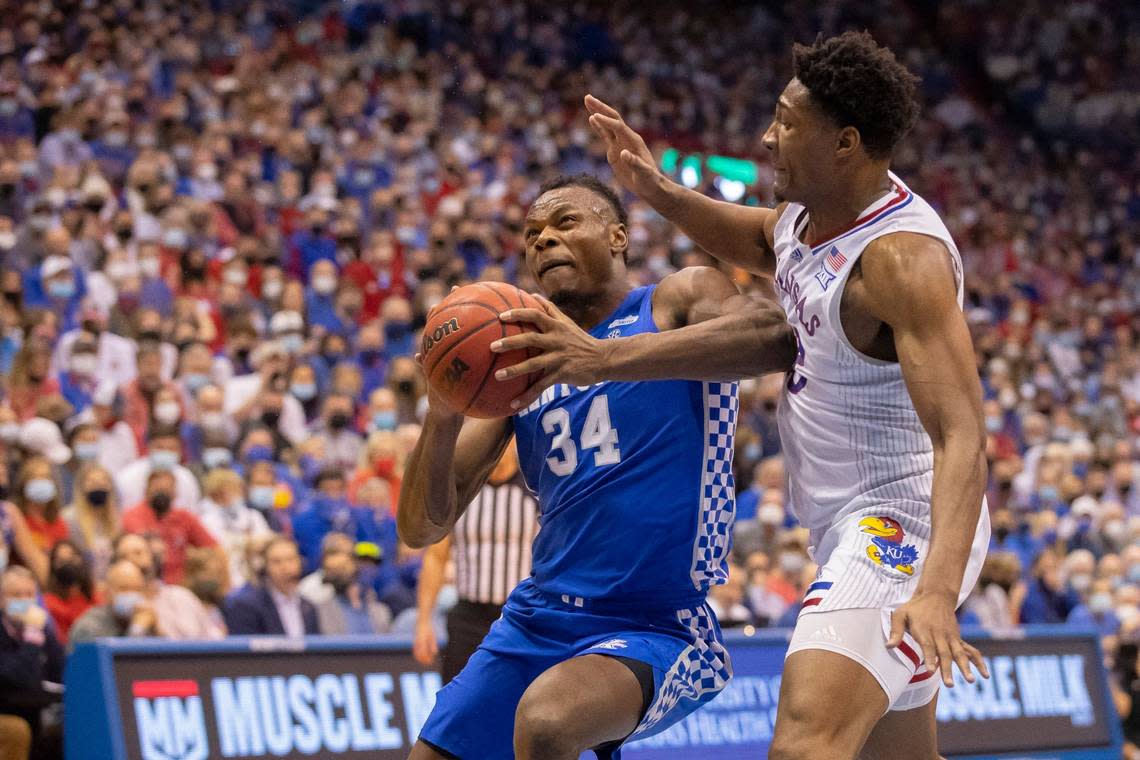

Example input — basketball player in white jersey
[493,30,990,759]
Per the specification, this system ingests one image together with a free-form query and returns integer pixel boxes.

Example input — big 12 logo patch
[132,680,209,760]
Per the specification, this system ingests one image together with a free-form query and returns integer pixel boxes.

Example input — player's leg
[771,607,927,760]
[513,654,649,760]
[768,648,888,760]
[858,696,941,760]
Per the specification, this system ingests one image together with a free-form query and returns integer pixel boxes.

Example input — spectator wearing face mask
[121,470,220,586]
[313,547,391,635]
[24,249,85,332]
[184,384,237,466]
[61,465,119,580]
[245,461,292,534]
[1020,549,1083,624]
[197,469,274,588]
[268,310,306,359]
[303,259,343,333]
[106,532,222,641]
[1068,577,1122,637]
[54,331,100,416]
[292,469,383,574]
[735,457,785,522]
[50,304,137,387]
[113,426,201,512]
[63,423,102,494]
[0,566,64,760]
[69,559,158,646]
[40,540,99,645]
[80,382,139,474]
[348,431,403,515]
[287,363,321,422]
[147,386,186,442]
[12,456,68,556]
[309,393,363,473]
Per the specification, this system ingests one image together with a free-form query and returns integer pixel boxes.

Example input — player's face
[761,79,839,203]
[523,187,625,302]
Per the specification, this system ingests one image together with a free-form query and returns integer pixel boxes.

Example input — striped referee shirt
[453,472,539,606]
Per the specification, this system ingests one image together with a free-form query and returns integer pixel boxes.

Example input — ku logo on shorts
[859,516,919,576]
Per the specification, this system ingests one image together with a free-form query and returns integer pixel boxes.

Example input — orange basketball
[421,282,545,418]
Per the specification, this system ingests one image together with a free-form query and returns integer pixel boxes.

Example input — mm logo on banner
[133,680,209,760]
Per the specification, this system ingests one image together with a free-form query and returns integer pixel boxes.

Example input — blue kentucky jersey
[511,285,739,609]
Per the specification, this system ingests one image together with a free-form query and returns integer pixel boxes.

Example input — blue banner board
[64,627,1122,760]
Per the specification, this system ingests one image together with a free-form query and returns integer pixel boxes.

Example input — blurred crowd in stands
[0,0,1137,755]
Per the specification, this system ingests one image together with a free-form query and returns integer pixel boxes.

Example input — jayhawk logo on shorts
[859,516,919,576]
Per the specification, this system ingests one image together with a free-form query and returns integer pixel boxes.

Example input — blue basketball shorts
[418,578,732,759]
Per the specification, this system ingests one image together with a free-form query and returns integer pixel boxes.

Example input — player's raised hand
[887,590,989,688]
[584,94,665,202]
[490,294,610,410]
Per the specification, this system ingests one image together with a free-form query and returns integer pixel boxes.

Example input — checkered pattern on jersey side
[633,605,733,736]
[689,381,739,591]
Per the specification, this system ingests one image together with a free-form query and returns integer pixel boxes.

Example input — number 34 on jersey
[516,383,622,476]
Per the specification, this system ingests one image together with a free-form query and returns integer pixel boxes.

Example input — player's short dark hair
[538,174,628,228]
[792,31,920,160]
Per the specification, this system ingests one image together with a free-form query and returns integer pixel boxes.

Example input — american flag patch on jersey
[824,245,847,273]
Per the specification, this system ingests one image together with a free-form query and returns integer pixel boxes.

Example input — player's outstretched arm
[585,94,782,276]
[492,266,795,410]
[862,232,990,688]
[397,380,513,549]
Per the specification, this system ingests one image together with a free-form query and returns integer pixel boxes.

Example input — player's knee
[514,690,582,757]
[770,692,860,760]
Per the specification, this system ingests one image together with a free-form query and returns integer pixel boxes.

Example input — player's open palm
[887,590,989,688]
[584,94,662,200]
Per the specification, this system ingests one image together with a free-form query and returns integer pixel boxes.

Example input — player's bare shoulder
[651,266,742,330]
[858,232,960,323]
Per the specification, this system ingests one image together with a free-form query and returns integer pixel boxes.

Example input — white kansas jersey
[773,172,969,533]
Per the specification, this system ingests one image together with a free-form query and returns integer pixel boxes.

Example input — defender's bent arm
[494,266,796,409]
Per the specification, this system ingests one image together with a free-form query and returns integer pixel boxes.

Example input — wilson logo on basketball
[422,317,461,355]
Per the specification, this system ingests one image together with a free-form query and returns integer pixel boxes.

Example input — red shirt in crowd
[44,587,101,644]
[121,502,218,586]
[23,513,69,552]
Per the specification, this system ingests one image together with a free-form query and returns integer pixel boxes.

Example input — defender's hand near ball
[492,295,610,411]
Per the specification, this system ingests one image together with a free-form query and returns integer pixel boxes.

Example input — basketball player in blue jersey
[399,174,796,759]
[500,30,992,760]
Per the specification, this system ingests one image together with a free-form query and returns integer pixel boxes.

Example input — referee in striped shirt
[413,440,539,682]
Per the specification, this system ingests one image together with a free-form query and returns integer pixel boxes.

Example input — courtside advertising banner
[64,628,1121,760]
